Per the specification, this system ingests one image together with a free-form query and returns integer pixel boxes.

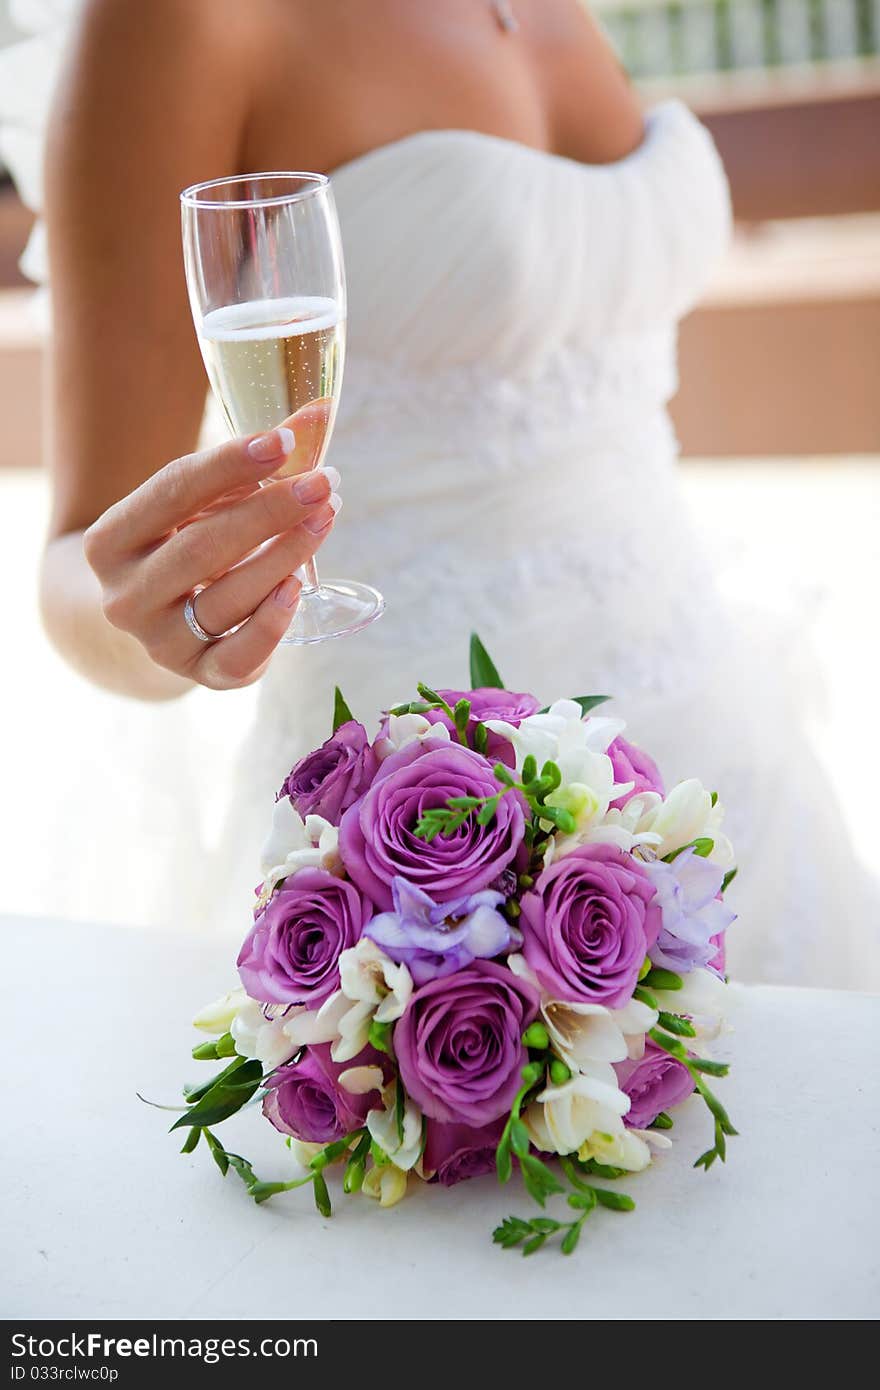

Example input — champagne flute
[180,172,384,644]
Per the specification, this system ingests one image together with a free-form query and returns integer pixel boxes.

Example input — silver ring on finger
[183,589,241,644]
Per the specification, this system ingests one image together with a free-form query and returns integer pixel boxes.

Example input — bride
[9,0,878,986]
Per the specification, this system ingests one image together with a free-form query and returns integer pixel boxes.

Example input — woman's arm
[40,0,334,698]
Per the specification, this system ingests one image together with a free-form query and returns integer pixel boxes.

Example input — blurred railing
[596,0,878,78]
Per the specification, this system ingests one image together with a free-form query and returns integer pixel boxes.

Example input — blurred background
[0,0,877,922]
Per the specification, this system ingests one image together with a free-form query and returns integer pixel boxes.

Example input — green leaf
[721,866,738,893]
[520,1153,565,1207]
[312,1172,332,1218]
[179,1127,201,1154]
[495,1131,513,1185]
[650,1111,673,1130]
[182,1051,256,1105]
[170,1057,263,1131]
[469,632,504,690]
[332,686,355,733]
[509,1118,531,1158]
[539,695,610,717]
[492,1215,531,1248]
[664,837,714,862]
[522,1233,546,1256]
[395,1078,406,1145]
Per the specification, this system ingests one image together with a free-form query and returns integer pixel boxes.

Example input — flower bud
[522,1022,550,1051]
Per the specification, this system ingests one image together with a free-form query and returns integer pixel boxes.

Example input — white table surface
[2,915,879,1321]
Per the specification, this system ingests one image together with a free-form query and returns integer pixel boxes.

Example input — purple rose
[364,876,518,983]
[338,741,525,911]
[394,960,539,1126]
[237,868,370,1006]
[280,721,378,825]
[608,735,664,810]
[645,848,736,975]
[520,844,661,1009]
[414,688,540,764]
[262,1044,384,1143]
[423,1117,506,1186]
[615,1042,695,1129]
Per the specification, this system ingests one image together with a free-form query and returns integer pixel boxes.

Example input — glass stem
[300,559,320,597]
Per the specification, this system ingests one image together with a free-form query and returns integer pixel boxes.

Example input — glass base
[280,579,385,645]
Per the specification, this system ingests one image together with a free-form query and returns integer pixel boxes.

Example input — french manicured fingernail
[248,427,295,462]
[274,575,302,608]
[303,502,336,534]
[292,470,330,504]
[329,491,342,515]
[321,466,341,489]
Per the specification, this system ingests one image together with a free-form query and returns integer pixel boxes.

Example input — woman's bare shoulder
[68,0,280,80]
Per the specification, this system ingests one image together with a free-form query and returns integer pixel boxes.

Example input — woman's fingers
[84,424,297,564]
[195,575,304,690]
[142,469,334,600]
[189,503,337,637]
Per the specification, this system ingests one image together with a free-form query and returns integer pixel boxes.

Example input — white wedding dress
[2,7,877,987]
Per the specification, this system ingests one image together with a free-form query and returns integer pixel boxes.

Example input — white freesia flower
[289,1140,323,1167]
[373,712,451,760]
[570,790,666,856]
[296,939,413,1064]
[366,1083,423,1172]
[256,800,341,906]
[652,967,728,1041]
[486,700,624,770]
[362,1162,409,1208]
[523,1063,631,1155]
[631,780,735,868]
[192,987,247,1035]
[578,1125,653,1173]
[338,1064,386,1095]
[486,700,633,842]
[508,954,657,1069]
[230,996,303,1068]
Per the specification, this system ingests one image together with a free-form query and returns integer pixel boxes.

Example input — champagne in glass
[180,173,383,645]
[198,296,344,477]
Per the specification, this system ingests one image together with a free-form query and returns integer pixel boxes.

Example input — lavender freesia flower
[645,846,736,974]
[364,876,518,984]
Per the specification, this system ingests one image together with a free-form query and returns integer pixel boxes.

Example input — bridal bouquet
[173,636,737,1256]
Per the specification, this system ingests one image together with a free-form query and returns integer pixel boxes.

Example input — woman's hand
[83,424,340,690]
